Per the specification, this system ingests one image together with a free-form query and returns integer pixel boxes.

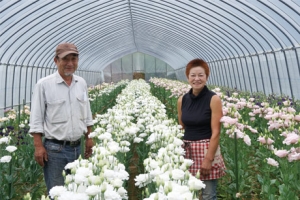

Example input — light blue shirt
[29,71,93,141]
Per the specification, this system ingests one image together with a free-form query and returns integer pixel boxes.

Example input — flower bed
[2,77,299,199]
[44,79,205,199]
[0,81,127,200]
[149,77,300,199]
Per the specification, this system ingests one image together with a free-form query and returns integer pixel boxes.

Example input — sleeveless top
[181,85,216,140]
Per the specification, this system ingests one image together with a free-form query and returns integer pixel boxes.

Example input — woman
[177,59,226,200]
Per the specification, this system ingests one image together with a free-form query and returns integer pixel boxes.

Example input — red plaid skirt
[183,139,226,180]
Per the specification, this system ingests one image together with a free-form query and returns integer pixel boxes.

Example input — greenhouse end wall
[103,52,176,83]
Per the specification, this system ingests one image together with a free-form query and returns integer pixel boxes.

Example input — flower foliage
[44,80,205,200]
[150,78,300,199]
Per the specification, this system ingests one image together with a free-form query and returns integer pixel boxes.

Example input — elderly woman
[177,58,226,200]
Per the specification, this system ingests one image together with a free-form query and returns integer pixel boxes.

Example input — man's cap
[55,43,79,58]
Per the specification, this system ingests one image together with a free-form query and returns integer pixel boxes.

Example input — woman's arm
[201,94,223,174]
[177,95,185,129]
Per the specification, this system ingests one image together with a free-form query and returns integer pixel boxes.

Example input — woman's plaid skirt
[183,139,226,180]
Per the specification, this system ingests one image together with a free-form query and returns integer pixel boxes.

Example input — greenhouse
[0,0,300,199]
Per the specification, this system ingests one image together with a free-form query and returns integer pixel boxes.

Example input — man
[29,42,94,194]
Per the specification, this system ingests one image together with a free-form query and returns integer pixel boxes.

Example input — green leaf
[4,174,13,183]
[227,169,235,178]
[257,174,263,184]
[270,179,277,185]
[262,185,270,194]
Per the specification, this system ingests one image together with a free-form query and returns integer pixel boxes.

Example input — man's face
[54,54,78,78]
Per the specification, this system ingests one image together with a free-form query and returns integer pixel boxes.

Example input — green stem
[8,155,13,198]
[234,132,239,199]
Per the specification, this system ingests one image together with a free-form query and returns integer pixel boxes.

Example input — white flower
[149,159,159,170]
[171,169,185,180]
[0,155,12,163]
[116,169,129,180]
[110,178,123,188]
[266,158,279,167]
[139,133,147,138]
[0,137,10,144]
[24,109,30,115]
[167,183,192,200]
[93,147,111,156]
[58,191,89,200]
[65,174,73,184]
[283,132,300,145]
[49,186,67,198]
[174,147,185,155]
[135,174,151,188]
[149,168,163,177]
[75,167,93,177]
[41,195,50,200]
[6,145,17,153]
[133,137,143,143]
[88,132,97,138]
[104,169,116,180]
[120,141,130,146]
[1,117,8,122]
[120,146,130,153]
[243,135,251,146]
[125,126,139,135]
[146,192,167,200]
[154,171,170,183]
[104,186,121,200]
[77,185,87,193]
[98,132,112,140]
[117,187,127,198]
[74,174,87,184]
[64,160,79,170]
[274,149,289,158]
[178,191,193,200]
[88,175,102,185]
[188,176,206,190]
[107,141,120,154]
[116,163,126,171]
[173,137,183,146]
[85,185,101,196]
[79,159,90,166]
[183,159,193,167]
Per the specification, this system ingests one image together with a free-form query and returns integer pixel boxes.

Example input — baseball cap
[55,43,79,58]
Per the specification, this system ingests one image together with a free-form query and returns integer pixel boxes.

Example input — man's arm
[32,133,47,167]
[30,82,47,166]
[84,126,93,158]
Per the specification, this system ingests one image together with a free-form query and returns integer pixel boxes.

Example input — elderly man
[29,43,94,194]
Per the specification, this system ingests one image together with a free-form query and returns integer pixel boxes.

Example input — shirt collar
[55,71,78,84]
[188,85,208,100]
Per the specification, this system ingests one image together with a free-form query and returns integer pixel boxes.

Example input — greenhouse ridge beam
[1,1,299,69]
[127,0,138,51]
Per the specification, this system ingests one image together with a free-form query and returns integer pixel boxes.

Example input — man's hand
[32,133,47,167]
[34,146,48,167]
[84,138,94,158]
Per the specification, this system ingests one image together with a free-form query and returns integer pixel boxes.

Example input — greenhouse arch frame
[0,0,300,114]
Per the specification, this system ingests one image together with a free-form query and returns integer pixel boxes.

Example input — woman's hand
[200,157,213,175]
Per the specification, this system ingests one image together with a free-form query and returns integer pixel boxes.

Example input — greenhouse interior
[1,1,300,200]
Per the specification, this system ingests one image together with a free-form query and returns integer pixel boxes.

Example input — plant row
[149,77,300,200]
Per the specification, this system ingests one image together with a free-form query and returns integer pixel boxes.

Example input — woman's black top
[181,85,216,141]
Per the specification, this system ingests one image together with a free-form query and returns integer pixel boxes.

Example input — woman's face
[188,66,207,90]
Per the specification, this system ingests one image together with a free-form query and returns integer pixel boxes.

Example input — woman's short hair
[185,59,210,78]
